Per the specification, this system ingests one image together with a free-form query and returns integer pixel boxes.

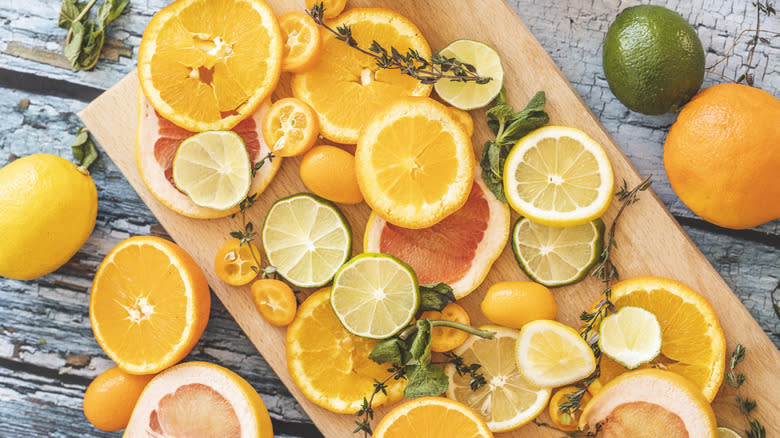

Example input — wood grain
[77,0,778,436]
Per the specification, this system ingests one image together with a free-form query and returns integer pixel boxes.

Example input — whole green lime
[603,5,705,115]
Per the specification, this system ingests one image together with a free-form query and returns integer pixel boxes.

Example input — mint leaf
[418,283,456,312]
[59,0,88,28]
[407,320,432,367]
[71,126,99,169]
[499,111,549,145]
[97,0,129,27]
[520,90,546,114]
[480,140,506,202]
[369,338,408,365]
[403,364,449,398]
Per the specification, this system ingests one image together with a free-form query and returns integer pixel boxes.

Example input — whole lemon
[481,281,557,329]
[83,366,155,431]
[664,83,780,229]
[299,145,363,204]
[0,154,98,280]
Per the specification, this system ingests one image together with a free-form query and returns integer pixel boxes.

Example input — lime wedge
[172,131,251,210]
[261,194,351,288]
[330,253,418,339]
[599,306,662,369]
[512,217,603,287]
[434,39,504,110]
[718,427,743,438]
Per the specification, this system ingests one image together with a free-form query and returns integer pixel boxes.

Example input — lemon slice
[599,306,662,369]
[512,217,604,287]
[718,427,743,438]
[446,325,551,432]
[434,40,504,110]
[516,319,596,387]
[330,253,418,339]
[504,126,614,227]
[261,194,351,288]
[172,131,251,210]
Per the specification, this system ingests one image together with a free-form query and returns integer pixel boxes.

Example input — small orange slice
[419,303,471,352]
[373,397,493,438]
[138,0,283,131]
[305,0,346,18]
[214,238,260,286]
[90,236,210,374]
[251,279,297,326]
[262,97,319,157]
[279,11,322,73]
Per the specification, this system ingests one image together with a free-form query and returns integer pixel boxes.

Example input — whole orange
[83,366,155,431]
[664,83,780,229]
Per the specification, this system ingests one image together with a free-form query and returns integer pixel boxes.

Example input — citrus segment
[262,97,319,157]
[515,320,596,387]
[434,40,504,110]
[90,236,210,374]
[279,11,321,73]
[214,239,260,286]
[137,0,283,131]
[286,288,405,413]
[292,8,432,143]
[419,303,471,353]
[251,279,296,327]
[373,397,493,438]
[599,306,662,369]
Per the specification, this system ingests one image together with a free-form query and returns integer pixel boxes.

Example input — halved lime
[718,427,743,438]
[512,217,604,287]
[599,306,662,369]
[261,193,351,288]
[172,131,251,210]
[433,39,504,110]
[330,253,418,339]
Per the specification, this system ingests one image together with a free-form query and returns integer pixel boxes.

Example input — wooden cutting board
[79,0,779,435]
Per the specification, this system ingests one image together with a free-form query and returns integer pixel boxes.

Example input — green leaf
[97,0,129,27]
[71,127,99,169]
[498,111,549,145]
[418,283,456,312]
[408,319,432,367]
[479,141,507,202]
[486,103,514,124]
[369,338,407,365]
[59,0,88,28]
[77,23,104,69]
[521,91,546,114]
[64,21,85,68]
[403,364,449,398]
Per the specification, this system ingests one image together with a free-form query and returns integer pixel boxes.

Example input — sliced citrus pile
[292,8,433,143]
[504,126,614,227]
[305,0,346,19]
[279,11,321,73]
[262,97,319,157]
[599,306,662,369]
[214,238,259,286]
[136,93,281,219]
[137,0,283,131]
[125,361,274,437]
[90,236,210,374]
[286,288,405,413]
[511,217,604,287]
[356,97,475,229]
[595,276,726,401]
[515,320,596,387]
[372,397,493,438]
[364,172,508,298]
[330,253,418,339]
[434,39,504,110]
[446,326,550,432]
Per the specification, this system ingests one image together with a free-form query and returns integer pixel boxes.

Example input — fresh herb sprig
[532,418,600,437]
[726,344,766,438]
[559,175,653,415]
[480,89,549,202]
[228,152,274,271]
[443,352,486,391]
[305,3,491,85]
[59,0,129,71]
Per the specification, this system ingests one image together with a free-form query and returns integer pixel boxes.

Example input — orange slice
[137,0,283,132]
[279,11,322,73]
[305,0,346,19]
[214,238,260,286]
[90,236,210,374]
[261,97,319,157]
[286,288,405,413]
[419,303,471,353]
[251,279,296,327]
[356,97,475,229]
[373,397,493,438]
[292,8,432,144]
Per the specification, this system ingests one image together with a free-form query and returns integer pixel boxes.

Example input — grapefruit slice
[136,90,282,219]
[364,169,510,299]
[125,361,273,438]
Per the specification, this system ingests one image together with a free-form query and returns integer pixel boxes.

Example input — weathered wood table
[1,1,777,437]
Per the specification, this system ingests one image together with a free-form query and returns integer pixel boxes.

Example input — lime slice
[512,217,604,287]
[516,319,596,387]
[261,193,351,288]
[446,325,550,432]
[172,131,251,210]
[599,306,662,370]
[434,40,504,110]
[330,253,418,339]
[504,125,614,227]
[718,427,743,438]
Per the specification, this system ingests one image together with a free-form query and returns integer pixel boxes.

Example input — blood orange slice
[136,90,282,219]
[364,170,510,299]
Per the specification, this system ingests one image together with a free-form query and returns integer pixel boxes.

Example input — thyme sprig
[228,152,274,272]
[354,365,407,437]
[305,3,491,85]
[443,352,486,391]
[532,418,600,437]
[726,344,766,438]
[560,175,653,415]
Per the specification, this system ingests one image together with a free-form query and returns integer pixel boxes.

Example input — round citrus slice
[90,236,210,374]
[305,0,346,19]
[137,0,283,132]
[504,125,614,227]
[419,303,471,353]
[172,131,252,210]
[446,326,551,432]
[287,288,405,413]
[330,253,418,339]
[373,397,493,438]
[448,106,474,137]
[292,8,433,144]
[279,11,321,73]
[261,193,351,288]
[511,216,604,287]
[515,320,596,388]
[548,386,591,432]
[434,40,504,110]
[125,361,274,437]
[364,170,508,298]
[599,306,662,369]
[214,238,260,286]
[356,97,475,229]
[136,92,281,219]
[718,427,744,438]
[251,279,296,327]
[261,97,319,157]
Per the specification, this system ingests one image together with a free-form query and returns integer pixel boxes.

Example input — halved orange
[292,8,433,144]
[90,236,210,374]
[261,97,319,157]
[138,0,283,132]
[279,11,321,73]
[373,397,493,438]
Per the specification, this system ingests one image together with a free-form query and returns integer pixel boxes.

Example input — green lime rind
[433,39,504,110]
[261,193,352,288]
[330,253,419,340]
[511,217,604,288]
